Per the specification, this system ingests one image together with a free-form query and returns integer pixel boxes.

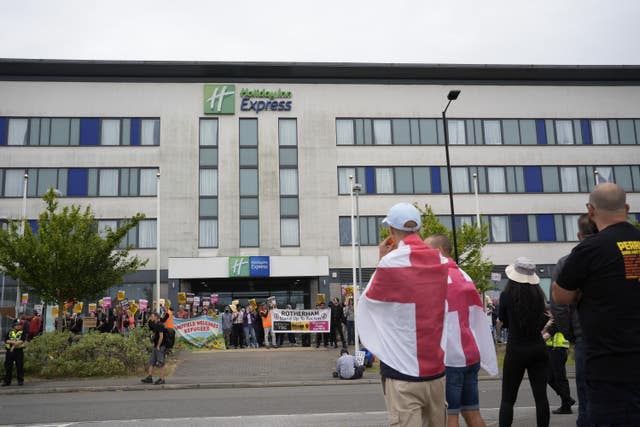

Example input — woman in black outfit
[498,257,550,427]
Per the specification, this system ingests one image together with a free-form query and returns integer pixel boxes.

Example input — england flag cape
[356,234,449,378]
[445,260,499,377]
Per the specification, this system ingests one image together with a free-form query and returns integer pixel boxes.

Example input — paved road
[1,380,578,426]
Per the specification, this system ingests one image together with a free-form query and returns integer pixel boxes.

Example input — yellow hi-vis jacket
[5,329,24,350]
[546,332,570,349]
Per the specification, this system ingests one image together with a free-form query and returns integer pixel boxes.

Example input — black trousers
[330,322,346,348]
[315,332,329,347]
[4,349,24,384]
[499,339,550,427]
[231,324,244,348]
[547,348,572,406]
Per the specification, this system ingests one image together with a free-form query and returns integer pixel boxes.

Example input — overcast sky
[1,0,638,65]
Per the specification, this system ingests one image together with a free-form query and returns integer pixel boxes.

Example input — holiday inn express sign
[204,84,293,115]
[228,256,270,277]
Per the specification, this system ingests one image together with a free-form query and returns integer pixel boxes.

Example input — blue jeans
[587,380,640,426]
[244,326,257,348]
[574,338,588,427]
[446,363,480,414]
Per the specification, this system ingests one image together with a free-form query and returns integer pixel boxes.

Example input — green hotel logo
[229,256,250,277]
[204,84,235,115]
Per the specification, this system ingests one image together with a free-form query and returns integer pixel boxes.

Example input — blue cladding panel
[79,118,100,145]
[510,215,529,242]
[28,220,39,234]
[67,168,88,196]
[581,119,592,145]
[535,120,547,145]
[365,167,376,194]
[0,118,6,145]
[130,119,141,146]
[524,166,543,192]
[536,214,556,241]
[431,167,441,193]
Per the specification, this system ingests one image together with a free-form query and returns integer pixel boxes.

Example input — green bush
[11,327,155,378]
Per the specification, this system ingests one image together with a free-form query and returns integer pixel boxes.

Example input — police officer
[543,312,575,414]
[3,321,26,386]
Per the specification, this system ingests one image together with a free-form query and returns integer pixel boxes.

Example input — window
[336,120,354,145]
[200,119,218,146]
[8,119,28,145]
[200,169,218,196]
[560,167,579,192]
[555,120,574,144]
[4,169,25,196]
[101,120,120,146]
[138,220,157,248]
[240,219,259,247]
[395,167,414,193]
[392,119,411,145]
[448,120,466,145]
[541,167,560,192]
[452,168,469,193]
[98,169,118,196]
[487,168,506,193]
[490,216,508,242]
[141,119,160,146]
[373,120,392,145]
[280,218,299,246]
[375,168,394,193]
[139,169,157,196]
[591,120,609,145]
[199,219,218,248]
[596,166,614,184]
[483,120,502,145]
[279,170,298,195]
[98,220,118,238]
[339,216,384,246]
[564,215,580,242]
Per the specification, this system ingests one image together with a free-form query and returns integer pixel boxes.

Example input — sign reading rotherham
[271,308,331,333]
[228,256,270,277]
[204,84,292,114]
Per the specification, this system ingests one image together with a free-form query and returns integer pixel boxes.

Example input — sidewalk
[0,344,575,395]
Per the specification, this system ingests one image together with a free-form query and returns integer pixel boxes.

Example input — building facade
[1,61,639,310]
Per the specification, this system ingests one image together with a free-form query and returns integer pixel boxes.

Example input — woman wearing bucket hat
[498,257,550,427]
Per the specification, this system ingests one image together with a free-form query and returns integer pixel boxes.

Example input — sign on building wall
[204,84,236,115]
[228,256,270,277]
[204,84,293,115]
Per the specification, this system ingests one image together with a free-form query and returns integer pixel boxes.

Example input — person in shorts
[425,234,498,427]
[141,312,167,385]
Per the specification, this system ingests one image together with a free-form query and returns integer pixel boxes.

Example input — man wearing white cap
[357,202,449,427]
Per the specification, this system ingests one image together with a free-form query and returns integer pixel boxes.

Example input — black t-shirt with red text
[557,221,640,382]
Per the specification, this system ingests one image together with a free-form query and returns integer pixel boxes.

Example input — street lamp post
[156,170,161,314]
[442,90,461,263]
[349,176,361,352]
[473,173,481,229]
[353,182,363,352]
[15,173,28,315]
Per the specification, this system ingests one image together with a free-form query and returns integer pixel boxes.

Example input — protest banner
[73,302,84,314]
[248,298,257,309]
[271,308,331,333]
[193,296,201,307]
[173,315,225,349]
[117,290,125,301]
[178,292,187,305]
[88,303,97,314]
[21,293,29,305]
[34,304,43,315]
[202,296,210,308]
[316,293,325,305]
[103,297,112,309]
[120,299,130,311]
[211,294,219,305]
[139,299,148,312]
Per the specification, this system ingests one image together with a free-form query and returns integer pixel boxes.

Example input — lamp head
[447,90,461,101]
[352,183,362,193]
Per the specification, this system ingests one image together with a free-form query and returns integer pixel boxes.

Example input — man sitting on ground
[334,349,364,380]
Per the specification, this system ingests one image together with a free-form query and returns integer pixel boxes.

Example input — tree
[381,204,494,295]
[0,189,148,330]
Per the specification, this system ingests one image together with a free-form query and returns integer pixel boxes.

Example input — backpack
[163,327,176,349]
